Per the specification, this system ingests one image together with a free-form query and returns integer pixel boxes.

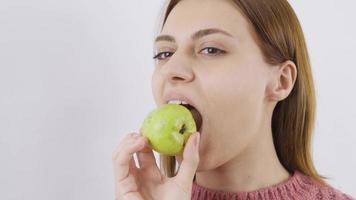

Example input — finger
[116,174,137,195]
[112,134,146,182]
[175,132,200,184]
[114,157,140,200]
[129,156,138,175]
[112,132,140,160]
[116,175,144,200]
[136,137,161,176]
[112,133,138,179]
[112,132,140,172]
[176,154,183,165]
[136,137,156,168]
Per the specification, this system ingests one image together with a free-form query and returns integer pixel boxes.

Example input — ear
[266,60,297,102]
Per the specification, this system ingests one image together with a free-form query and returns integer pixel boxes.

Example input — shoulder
[317,185,355,200]
[311,180,355,200]
[295,171,355,200]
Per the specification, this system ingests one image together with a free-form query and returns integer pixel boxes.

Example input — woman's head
[151,0,326,185]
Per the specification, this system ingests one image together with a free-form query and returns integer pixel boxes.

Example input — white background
[0,0,355,199]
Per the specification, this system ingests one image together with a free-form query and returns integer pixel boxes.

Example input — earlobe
[266,60,297,102]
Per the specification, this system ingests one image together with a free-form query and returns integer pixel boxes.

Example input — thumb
[175,132,200,185]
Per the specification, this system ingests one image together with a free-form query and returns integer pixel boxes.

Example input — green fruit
[141,104,197,156]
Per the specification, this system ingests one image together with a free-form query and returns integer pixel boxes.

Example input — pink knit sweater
[191,170,355,200]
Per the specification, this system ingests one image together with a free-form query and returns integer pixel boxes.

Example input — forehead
[161,0,250,41]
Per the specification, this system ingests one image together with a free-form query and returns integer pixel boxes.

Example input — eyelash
[152,47,226,60]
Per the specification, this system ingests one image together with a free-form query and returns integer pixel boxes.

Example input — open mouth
[182,104,203,132]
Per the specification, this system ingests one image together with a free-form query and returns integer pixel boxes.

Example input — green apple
[141,104,197,156]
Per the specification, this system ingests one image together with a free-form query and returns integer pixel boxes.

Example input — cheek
[204,64,265,127]
[197,64,267,170]
[151,70,163,106]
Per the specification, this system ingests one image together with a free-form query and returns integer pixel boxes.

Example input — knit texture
[191,170,355,200]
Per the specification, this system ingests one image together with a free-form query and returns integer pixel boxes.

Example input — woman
[112,0,355,199]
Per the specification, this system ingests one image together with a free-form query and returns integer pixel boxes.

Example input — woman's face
[152,0,275,171]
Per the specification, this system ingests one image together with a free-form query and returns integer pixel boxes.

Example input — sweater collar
[192,170,320,200]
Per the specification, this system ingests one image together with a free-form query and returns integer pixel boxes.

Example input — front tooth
[181,101,188,105]
[168,100,182,104]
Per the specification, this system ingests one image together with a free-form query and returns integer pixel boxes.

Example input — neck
[195,123,291,192]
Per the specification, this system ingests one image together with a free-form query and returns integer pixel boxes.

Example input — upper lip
[163,92,200,112]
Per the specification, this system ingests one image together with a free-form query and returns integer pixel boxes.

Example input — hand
[112,131,200,200]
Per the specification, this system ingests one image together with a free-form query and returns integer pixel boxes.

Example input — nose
[161,52,194,84]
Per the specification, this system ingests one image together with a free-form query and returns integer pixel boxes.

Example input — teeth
[168,100,181,104]
[168,100,189,105]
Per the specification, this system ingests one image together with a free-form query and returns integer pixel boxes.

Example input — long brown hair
[156,0,328,186]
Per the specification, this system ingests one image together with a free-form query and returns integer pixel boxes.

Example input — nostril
[172,76,185,81]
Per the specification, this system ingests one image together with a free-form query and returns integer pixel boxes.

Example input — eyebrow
[154,28,233,43]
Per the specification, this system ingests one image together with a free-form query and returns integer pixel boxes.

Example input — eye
[199,47,226,56]
[153,52,174,61]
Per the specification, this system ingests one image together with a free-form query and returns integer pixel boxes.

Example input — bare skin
[112,131,200,200]
[112,0,297,199]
